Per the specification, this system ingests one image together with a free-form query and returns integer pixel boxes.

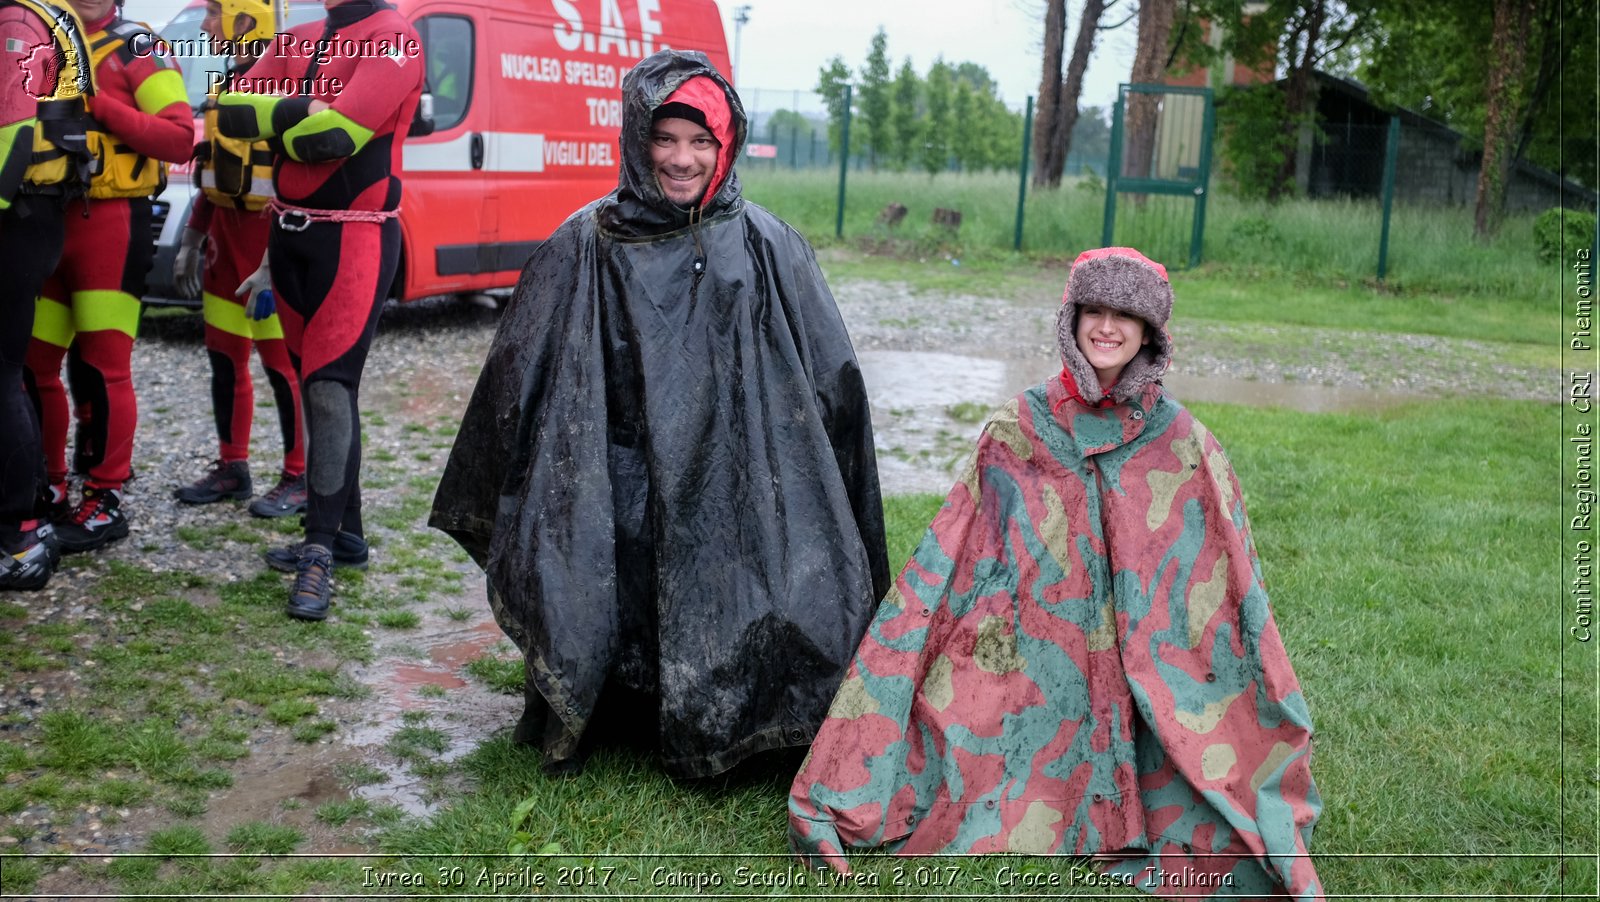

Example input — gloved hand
[173,228,205,298]
[236,252,274,320]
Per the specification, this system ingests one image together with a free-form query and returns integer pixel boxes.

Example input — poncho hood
[601,49,746,236]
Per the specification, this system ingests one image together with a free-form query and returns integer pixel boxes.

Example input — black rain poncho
[429,50,890,778]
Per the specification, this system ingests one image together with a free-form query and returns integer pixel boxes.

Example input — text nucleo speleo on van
[497,0,677,168]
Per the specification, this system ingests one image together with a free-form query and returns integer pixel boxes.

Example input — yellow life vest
[84,19,169,199]
[199,79,274,211]
[8,0,96,191]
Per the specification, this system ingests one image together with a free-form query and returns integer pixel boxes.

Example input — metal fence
[734,86,1107,177]
[733,82,1593,284]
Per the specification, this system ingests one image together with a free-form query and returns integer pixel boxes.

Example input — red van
[149,0,732,303]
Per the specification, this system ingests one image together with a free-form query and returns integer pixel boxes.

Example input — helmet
[218,0,282,44]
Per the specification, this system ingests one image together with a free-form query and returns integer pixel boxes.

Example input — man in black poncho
[429,50,890,779]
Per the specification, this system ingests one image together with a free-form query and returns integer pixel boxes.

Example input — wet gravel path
[2,275,1557,873]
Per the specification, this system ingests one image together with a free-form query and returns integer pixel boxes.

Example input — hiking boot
[263,530,369,573]
[54,487,128,554]
[286,543,334,621]
[174,459,253,504]
[248,472,307,519]
[0,524,61,592]
[35,482,69,523]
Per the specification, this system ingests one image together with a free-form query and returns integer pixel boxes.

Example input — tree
[952,81,981,170]
[1032,0,1068,185]
[1362,0,1593,216]
[921,59,954,175]
[1033,0,1124,188]
[889,59,921,170]
[1124,0,1179,182]
[765,109,818,164]
[816,56,852,156]
[1474,0,1538,236]
[952,63,999,97]
[1192,1,1378,198]
[1070,105,1112,173]
[858,28,893,166]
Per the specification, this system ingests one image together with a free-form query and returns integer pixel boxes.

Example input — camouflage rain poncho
[789,373,1324,900]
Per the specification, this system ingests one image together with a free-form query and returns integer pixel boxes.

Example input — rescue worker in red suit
[0,0,92,589]
[217,0,423,620]
[171,0,307,518]
[24,0,190,554]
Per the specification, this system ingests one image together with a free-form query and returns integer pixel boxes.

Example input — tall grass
[741,168,1551,300]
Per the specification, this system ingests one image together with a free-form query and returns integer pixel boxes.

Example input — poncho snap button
[1092,792,1104,802]
[984,800,996,810]
[920,607,931,617]
[1132,411,1143,420]
[789,728,806,741]
[1205,672,1217,683]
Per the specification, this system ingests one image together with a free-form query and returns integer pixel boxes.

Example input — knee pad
[305,379,354,496]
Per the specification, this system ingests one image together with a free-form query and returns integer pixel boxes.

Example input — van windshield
[159,3,329,111]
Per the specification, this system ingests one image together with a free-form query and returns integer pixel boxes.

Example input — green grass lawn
[743,168,1556,305]
[367,397,1589,897]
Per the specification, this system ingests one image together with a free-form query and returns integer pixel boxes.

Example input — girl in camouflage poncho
[789,248,1324,900]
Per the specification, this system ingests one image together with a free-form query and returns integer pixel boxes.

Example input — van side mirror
[409,93,436,138]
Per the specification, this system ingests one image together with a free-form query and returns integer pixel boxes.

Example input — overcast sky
[129,0,1137,112]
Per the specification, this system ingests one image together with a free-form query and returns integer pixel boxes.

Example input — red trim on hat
[1060,246,1170,305]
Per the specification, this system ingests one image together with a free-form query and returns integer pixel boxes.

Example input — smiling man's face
[649,116,719,207]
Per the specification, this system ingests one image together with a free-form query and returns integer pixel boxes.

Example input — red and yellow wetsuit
[190,60,304,479]
[0,0,89,542]
[25,5,190,504]
[217,0,423,551]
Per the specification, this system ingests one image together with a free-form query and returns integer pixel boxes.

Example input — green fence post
[1102,86,1125,247]
[835,84,851,240]
[1014,95,1034,252]
[1377,115,1401,281]
[1189,90,1216,268]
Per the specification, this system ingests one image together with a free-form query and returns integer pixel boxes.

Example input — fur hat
[1054,247,1174,405]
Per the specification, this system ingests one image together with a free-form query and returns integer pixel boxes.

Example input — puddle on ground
[859,351,1430,496]
[858,350,1045,496]
[1164,373,1426,412]
[338,584,522,818]
[857,350,1045,410]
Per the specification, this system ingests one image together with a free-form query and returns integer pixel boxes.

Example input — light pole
[732,5,750,86]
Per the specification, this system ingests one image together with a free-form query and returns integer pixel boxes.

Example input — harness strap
[269,198,400,230]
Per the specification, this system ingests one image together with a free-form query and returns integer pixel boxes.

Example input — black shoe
[263,530,369,573]
[0,525,61,592]
[55,488,129,554]
[248,472,307,518]
[35,482,69,523]
[286,544,333,621]
[174,459,253,504]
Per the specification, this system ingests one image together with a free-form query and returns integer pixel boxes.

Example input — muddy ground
[4,270,1552,892]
